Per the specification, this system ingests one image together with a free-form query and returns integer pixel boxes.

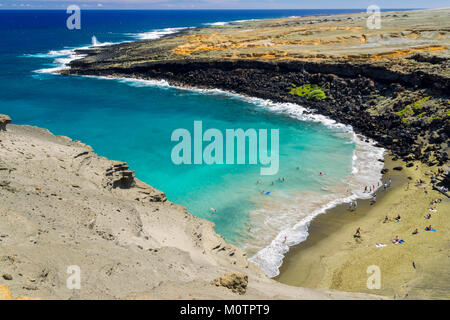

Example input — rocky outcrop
[104,161,136,189]
[210,273,248,295]
[0,114,11,131]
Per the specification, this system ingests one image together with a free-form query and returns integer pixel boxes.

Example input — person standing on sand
[353,200,357,211]
[388,178,392,187]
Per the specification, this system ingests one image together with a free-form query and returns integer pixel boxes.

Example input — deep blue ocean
[0,9,384,276]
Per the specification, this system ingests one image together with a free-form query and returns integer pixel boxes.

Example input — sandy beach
[277,155,449,299]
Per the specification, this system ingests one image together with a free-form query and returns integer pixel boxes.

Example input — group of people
[364,178,391,194]
[258,176,289,195]
[356,171,445,246]
[348,200,358,211]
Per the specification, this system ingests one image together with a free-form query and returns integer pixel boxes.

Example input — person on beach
[391,235,400,244]
[412,228,419,235]
[349,202,353,211]
[354,227,361,238]
[283,236,287,243]
[425,213,432,219]
[384,182,387,190]
[353,200,357,211]
[425,225,433,231]
[383,216,389,223]
[395,215,401,222]
[364,186,368,193]
[371,194,377,205]
[388,178,392,187]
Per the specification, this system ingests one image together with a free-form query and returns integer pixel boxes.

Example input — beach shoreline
[276,155,450,299]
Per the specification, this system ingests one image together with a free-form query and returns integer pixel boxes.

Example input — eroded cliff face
[0,118,383,299]
[66,9,450,167]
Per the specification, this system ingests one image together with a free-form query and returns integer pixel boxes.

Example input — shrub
[289,84,327,101]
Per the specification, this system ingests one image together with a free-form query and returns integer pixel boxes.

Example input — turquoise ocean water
[0,10,384,276]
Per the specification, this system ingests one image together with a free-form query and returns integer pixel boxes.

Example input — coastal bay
[62,8,449,299]
[1,8,448,300]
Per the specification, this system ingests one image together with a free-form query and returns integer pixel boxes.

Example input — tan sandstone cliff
[0,116,383,299]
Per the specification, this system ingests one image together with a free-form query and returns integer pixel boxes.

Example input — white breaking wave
[126,27,189,40]
[204,21,229,26]
[247,131,384,277]
[29,28,177,74]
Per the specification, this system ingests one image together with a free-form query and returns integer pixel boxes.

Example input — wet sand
[276,155,450,299]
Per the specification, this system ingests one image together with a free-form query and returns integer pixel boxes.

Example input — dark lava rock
[393,166,403,171]
[406,163,414,167]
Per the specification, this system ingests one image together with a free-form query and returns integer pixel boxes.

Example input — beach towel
[376,244,386,248]
[425,228,437,231]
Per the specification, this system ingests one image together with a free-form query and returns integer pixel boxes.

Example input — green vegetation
[410,96,430,110]
[397,105,414,117]
[396,96,449,124]
[290,84,327,101]
[397,96,430,117]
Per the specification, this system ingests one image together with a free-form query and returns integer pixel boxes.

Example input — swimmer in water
[210,208,216,213]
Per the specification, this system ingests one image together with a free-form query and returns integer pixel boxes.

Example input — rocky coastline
[65,9,450,169]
